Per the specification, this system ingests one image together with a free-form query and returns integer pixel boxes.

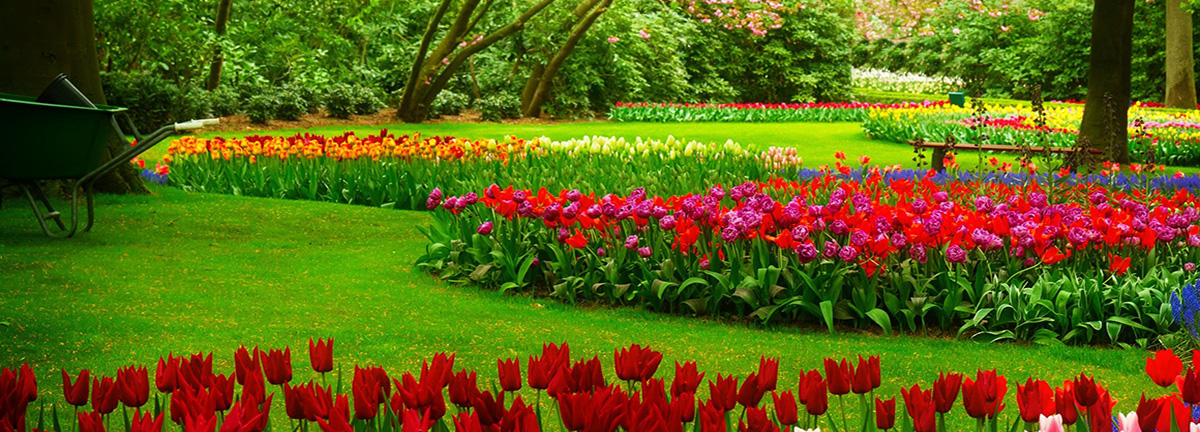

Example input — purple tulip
[1187,263,1196,272]
[638,247,652,258]
[625,235,639,250]
[477,222,494,235]
[429,187,444,201]
[795,243,819,263]
[946,245,967,263]
[838,245,859,262]
[566,189,582,201]
[822,241,839,259]
[660,216,677,231]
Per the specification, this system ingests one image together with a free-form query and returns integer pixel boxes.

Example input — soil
[206,109,597,134]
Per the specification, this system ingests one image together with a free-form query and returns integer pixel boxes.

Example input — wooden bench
[909,141,1104,171]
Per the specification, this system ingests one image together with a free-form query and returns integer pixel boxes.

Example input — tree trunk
[1078,0,1134,164]
[521,0,612,118]
[0,0,149,194]
[398,0,558,123]
[1166,0,1197,109]
[205,0,233,91]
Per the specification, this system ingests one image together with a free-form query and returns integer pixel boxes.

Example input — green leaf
[819,300,836,333]
[865,309,893,336]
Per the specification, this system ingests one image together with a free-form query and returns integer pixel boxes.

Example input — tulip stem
[839,395,849,432]
[73,407,78,432]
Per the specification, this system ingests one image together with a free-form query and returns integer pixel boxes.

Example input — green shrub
[101,71,178,132]
[475,94,520,121]
[245,94,276,124]
[429,90,469,118]
[352,88,382,116]
[324,84,381,118]
[207,86,241,117]
[274,87,307,121]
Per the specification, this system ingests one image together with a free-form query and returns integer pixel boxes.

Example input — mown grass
[0,186,1161,425]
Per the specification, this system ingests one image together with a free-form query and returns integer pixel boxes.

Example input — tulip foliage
[417,170,1200,345]
[3,342,1200,432]
[159,132,798,208]
[608,101,951,123]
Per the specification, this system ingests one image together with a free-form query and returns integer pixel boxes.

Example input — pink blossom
[639,29,651,39]
[607,36,619,44]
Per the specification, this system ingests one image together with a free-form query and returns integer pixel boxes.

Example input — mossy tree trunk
[519,0,613,118]
[0,0,149,195]
[205,0,234,91]
[397,0,558,123]
[1078,0,1134,164]
[1166,0,1197,109]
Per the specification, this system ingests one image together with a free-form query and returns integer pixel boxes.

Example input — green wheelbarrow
[0,75,217,237]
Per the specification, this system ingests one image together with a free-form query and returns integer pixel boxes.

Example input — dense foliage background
[92,0,855,125]
[853,0,1199,102]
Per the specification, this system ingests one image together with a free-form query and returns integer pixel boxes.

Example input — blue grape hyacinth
[1171,279,1199,340]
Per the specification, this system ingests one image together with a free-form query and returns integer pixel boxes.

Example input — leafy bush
[101,71,179,132]
[245,93,276,124]
[429,90,470,119]
[207,86,241,117]
[274,87,308,121]
[351,88,383,116]
[324,84,381,119]
[475,94,520,121]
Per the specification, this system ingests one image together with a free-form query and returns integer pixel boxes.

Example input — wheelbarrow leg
[17,182,83,238]
[82,182,96,232]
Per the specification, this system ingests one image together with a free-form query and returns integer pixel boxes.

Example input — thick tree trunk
[521,0,612,118]
[1166,0,1197,109]
[205,0,233,91]
[1078,0,1134,164]
[0,0,149,194]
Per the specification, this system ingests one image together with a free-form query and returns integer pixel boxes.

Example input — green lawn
[0,187,1161,423]
[0,120,1176,429]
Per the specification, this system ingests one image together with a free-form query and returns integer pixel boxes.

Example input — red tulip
[18,364,36,403]
[796,369,822,406]
[823,358,852,396]
[315,395,351,432]
[613,344,663,382]
[117,366,149,408]
[155,355,180,393]
[804,378,828,416]
[708,374,739,412]
[130,409,164,432]
[211,372,234,410]
[737,372,767,408]
[771,391,798,426]
[282,383,307,420]
[452,412,482,432]
[1086,391,1114,432]
[740,407,779,432]
[556,392,589,431]
[932,372,962,414]
[309,338,334,374]
[852,356,874,394]
[1135,395,1162,432]
[184,414,218,432]
[900,384,935,432]
[61,369,90,407]
[90,376,119,414]
[241,364,266,404]
[179,353,214,390]
[698,400,725,432]
[757,356,779,392]
[471,391,506,427]
[670,361,704,397]
[400,408,433,432]
[1054,382,1078,426]
[962,370,1007,420]
[448,370,480,408]
[1015,378,1053,423]
[875,397,896,430]
[234,347,260,386]
[1145,349,1183,388]
[497,358,522,392]
[78,411,105,432]
[221,393,273,432]
[1073,374,1098,408]
[1154,395,1190,432]
[351,367,382,420]
[261,348,293,386]
[672,391,696,423]
[301,383,332,422]
[1179,367,1200,404]
[526,355,552,391]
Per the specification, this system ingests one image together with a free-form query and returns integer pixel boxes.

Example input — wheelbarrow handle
[174,118,219,131]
